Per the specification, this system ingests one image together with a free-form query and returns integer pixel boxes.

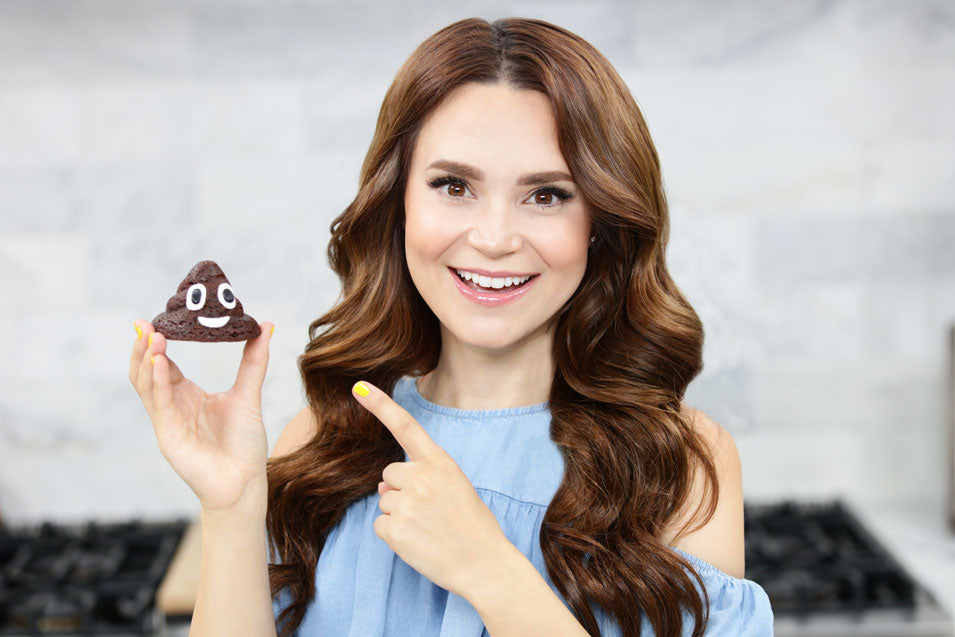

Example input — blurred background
[0,0,953,634]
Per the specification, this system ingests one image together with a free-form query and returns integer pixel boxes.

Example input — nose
[466,198,523,256]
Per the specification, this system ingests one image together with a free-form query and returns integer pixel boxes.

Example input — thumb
[234,322,274,396]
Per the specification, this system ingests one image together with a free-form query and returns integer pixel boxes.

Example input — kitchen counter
[849,497,955,630]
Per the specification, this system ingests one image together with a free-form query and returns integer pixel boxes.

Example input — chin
[463,338,523,354]
[446,316,537,351]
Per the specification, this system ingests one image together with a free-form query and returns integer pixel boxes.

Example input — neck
[417,323,555,411]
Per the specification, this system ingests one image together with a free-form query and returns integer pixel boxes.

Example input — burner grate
[744,499,917,616]
[0,519,187,635]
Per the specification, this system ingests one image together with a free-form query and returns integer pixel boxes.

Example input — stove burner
[10,587,94,633]
[744,499,916,615]
[0,519,187,635]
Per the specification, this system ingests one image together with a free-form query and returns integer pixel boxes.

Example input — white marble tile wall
[0,0,953,523]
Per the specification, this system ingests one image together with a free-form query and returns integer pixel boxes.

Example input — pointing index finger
[352,380,436,462]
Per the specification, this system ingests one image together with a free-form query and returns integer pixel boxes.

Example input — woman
[130,16,773,637]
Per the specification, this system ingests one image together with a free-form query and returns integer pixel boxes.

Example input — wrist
[464,541,588,636]
[461,539,528,608]
[200,471,268,523]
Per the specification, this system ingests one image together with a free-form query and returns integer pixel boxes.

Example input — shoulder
[660,404,745,579]
[270,406,320,459]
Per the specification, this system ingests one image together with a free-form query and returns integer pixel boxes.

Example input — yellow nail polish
[148,333,153,347]
[150,355,155,365]
[353,381,370,397]
[270,324,275,336]
[135,323,142,340]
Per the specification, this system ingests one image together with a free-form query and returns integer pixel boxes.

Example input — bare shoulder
[270,406,320,459]
[660,404,745,579]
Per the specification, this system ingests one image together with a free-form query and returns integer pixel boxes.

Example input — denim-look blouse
[271,376,774,636]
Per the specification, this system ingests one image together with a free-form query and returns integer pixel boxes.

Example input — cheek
[538,223,590,275]
[404,194,458,265]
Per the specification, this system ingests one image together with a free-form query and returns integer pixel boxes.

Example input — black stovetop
[0,501,947,635]
[0,519,187,635]
[744,499,917,614]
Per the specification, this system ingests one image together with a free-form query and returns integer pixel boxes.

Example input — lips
[448,266,539,307]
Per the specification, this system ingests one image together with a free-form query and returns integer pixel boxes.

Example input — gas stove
[745,499,953,636]
[0,519,187,636]
[2,501,950,636]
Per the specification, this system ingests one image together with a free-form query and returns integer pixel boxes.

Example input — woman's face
[403,81,592,353]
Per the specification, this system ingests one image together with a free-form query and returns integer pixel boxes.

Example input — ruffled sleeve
[666,546,775,636]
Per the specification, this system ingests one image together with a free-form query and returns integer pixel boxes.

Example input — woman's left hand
[351,380,514,598]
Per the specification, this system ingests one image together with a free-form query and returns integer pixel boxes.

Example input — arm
[663,405,745,578]
[190,473,276,637]
[464,542,589,637]
[189,406,318,637]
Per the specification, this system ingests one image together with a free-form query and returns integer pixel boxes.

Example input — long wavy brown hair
[266,16,718,637]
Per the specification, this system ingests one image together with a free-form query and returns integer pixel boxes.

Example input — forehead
[411,83,567,173]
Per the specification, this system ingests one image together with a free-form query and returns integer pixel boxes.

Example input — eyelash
[426,175,575,209]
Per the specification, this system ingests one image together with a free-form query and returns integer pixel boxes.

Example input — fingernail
[148,333,154,348]
[135,322,142,340]
[270,324,275,336]
[150,355,155,365]
[353,381,370,397]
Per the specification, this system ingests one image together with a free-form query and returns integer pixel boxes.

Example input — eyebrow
[426,159,574,185]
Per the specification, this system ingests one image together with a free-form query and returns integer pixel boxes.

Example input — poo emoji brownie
[152,260,261,342]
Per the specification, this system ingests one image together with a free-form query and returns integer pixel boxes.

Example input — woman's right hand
[128,319,275,513]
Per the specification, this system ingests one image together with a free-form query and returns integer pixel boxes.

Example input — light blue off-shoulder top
[271,376,774,636]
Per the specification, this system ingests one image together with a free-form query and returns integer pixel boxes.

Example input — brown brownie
[152,260,261,342]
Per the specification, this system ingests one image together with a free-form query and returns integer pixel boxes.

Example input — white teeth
[455,269,531,289]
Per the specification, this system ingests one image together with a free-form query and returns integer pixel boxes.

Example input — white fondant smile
[198,315,230,328]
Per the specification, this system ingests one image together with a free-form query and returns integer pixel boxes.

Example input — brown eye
[427,176,472,201]
[535,191,554,205]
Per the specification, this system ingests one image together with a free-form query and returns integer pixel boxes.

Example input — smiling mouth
[448,267,539,292]
[198,315,230,328]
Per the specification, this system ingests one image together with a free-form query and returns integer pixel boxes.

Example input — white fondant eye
[186,283,207,310]
[218,282,237,309]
